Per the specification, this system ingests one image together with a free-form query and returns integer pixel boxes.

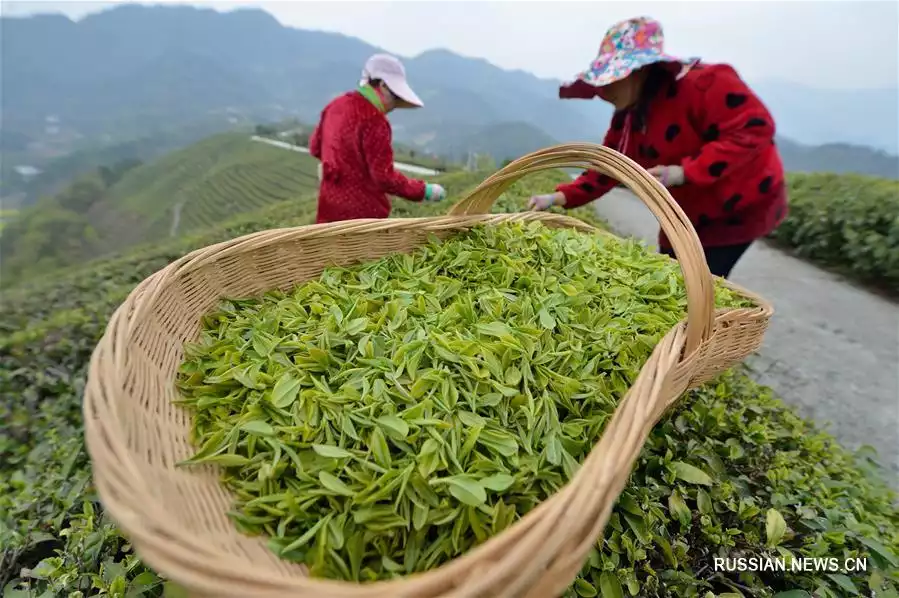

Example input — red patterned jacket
[557,63,788,249]
[309,90,426,223]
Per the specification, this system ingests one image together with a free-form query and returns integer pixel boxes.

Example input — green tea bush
[1,170,897,598]
[771,173,899,294]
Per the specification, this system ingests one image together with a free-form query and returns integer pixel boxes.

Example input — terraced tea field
[87,133,321,253]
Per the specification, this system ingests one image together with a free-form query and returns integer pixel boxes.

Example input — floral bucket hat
[559,16,700,99]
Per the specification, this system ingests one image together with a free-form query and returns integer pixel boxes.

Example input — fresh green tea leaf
[319,472,355,497]
[312,444,353,459]
[240,421,275,436]
[766,508,787,548]
[480,473,515,492]
[671,461,713,486]
[271,374,301,408]
[430,475,487,507]
[376,415,410,440]
[827,573,859,595]
[599,571,624,598]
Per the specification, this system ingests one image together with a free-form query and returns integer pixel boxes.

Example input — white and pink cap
[361,54,424,108]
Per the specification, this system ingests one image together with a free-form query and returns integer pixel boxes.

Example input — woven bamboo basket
[83,143,773,598]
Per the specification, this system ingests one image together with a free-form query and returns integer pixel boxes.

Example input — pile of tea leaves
[176,221,751,582]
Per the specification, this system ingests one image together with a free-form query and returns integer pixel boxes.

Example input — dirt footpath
[594,189,899,481]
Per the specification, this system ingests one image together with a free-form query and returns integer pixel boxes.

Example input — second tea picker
[309,54,447,224]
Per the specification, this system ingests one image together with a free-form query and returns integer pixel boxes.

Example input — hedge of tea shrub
[770,173,899,294]
[2,170,897,598]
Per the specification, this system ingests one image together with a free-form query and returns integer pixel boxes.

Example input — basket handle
[445,142,715,356]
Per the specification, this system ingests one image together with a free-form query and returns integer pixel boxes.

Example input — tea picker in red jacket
[309,54,447,224]
[528,16,788,279]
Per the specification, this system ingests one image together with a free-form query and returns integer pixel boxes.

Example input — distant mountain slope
[753,80,899,155]
[2,5,593,160]
[3,2,896,188]
[0,134,321,283]
[775,138,899,179]
[422,121,560,163]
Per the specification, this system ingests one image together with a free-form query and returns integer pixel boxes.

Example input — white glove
[528,192,565,211]
[647,165,685,187]
[424,183,446,203]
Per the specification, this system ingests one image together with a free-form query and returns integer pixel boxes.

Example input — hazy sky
[3,0,898,90]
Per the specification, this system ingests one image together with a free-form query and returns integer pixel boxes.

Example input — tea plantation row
[768,173,899,295]
[2,170,898,598]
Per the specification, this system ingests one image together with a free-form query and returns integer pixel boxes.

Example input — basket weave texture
[84,143,773,598]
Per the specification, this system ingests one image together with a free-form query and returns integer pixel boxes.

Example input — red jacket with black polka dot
[557,62,788,250]
[309,91,427,224]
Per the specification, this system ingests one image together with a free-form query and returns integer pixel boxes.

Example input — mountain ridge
[1,2,897,202]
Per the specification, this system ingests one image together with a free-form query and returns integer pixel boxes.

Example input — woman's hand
[647,165,685,187]
[424,183,447,202]
[528,192,566,211]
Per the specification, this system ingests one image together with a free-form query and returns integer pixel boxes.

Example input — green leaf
[129,571,160,590]
[178,429,227,464]
[574,577,598,597]
[655,536,677,567]
[476,321,512,338]
[671,461,713,485]
[598,571,624,598]
[412,503,429,531]
[344,317,369,335]
[312,444,353,459]
[431,475,487,507]
[377,415,410,440]
[478,429,518,457]
[457,410,485,427]
[251,330,278,357]
[772,592,812,598]
[410,377,431,399]
[319,471,355,496]
[696,488,712,515]
[668,490,692,526]
[369,427,392,468]
[766,508,787,548]
[281,517,329,554]
[560,283,578,296]
[240,421,275,436]
[308,347,330,367]
[480,473,515,492]
[827,574,859,595]
[616,493,641,516]
[504,365,522,386]
[623,512,651,545]
[857,536,899,568]
[538,308,556,329]
[271,374,301,408]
